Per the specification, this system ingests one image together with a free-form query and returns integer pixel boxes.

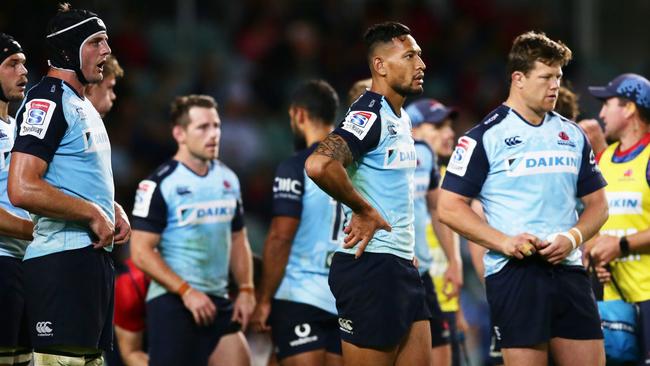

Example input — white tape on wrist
[558,232,577,250]
[569,227,583,245]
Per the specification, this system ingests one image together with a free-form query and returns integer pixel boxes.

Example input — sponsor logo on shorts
[36,321,54,337]
[493,326,501,341]
[289,323,319,347]
[338,318,354,334]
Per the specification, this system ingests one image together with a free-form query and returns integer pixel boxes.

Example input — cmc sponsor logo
[606,192,643,215]
[273,177,302,195]
[176,199,237,225]
[506,151,579,177]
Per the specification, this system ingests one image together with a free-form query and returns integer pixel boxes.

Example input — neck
[304,122,334,146]
[504,92,545,125]
[47,68,84,96]
[174,149,211,176]
[370,77,406,116]
[0,100,8,122]
[619,118,649,151]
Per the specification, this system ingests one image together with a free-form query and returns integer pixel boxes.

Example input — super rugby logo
[20,99,57,139]
[447,136,477,177]
[342,111,378,140]
[505,150,579,177]
[177,199,237,226]
[132,180,157,218]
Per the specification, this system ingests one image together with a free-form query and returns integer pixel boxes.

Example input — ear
[623,102,637,119]
[172,125,185,144]
[511,71,525,89]
[372,56,387,77]
[295,107,308,125]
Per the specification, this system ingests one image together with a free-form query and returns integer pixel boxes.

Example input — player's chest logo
[176,199,237,226]
[505,150,579,177]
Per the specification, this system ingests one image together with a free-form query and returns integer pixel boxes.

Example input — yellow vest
[599,142,650,302]
[426,165,460,312]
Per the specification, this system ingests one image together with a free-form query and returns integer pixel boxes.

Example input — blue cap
[588,73,650,109]
[405,99,458,127]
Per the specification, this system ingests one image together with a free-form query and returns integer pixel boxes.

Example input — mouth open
[97,60,106,72]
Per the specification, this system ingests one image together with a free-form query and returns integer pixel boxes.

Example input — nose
[18,63,28,76]
[110,90,116,101]
[599,105,606,120]
[101,40,111,56]
[417,55,426,71]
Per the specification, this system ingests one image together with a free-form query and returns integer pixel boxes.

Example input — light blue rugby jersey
[13,77,115,260]
[413,140,440,274]
[442,105,606,276]
[332,90,417,260]
[272,143,341,315]
[0,116,30,258]
[131,160,245,301]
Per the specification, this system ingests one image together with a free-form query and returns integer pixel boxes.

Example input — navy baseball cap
[588,73,650,109]
[405,99,458,127]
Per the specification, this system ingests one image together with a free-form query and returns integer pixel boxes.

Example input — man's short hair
[170,95,218,127]
[555,85,580,120]
[347,78,372,105]
[290,79,339,126]
[507,31,572,77]
[363,22,411,59]
[102,55,123,80]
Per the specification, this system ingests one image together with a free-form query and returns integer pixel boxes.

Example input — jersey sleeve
[441,131,489,197]
[12,95,68,163]
[331,92,383,160]
[271,156,305,218]
[131,179,168,233]
[231,198,245,232]
[577,132,607,197]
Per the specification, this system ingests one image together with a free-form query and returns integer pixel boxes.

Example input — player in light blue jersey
[0,33,33,366]
[8,5,131,365]
[250,80,343,366]
[439,31,608,366]
[130,95,255,366]
[306,22,431,366]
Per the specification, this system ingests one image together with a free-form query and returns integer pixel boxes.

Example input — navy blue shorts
[421,272,450,347]
[269,299,341,360]
[0,256,30,353]
[23,246,115,352]
[328,252,431,349]
[486,256,602,348]
[637,300,650,364]
[146,293,240,366]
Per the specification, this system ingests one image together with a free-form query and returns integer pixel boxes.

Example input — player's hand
[182,288,217,327]
[113,202,131,244]
[342,205,391,258]
[578,119,607,156]
[89,202,115,249]
[538,234,573,264]
[500,233,540,259]
[232,291,256,331]
[442,260,463,299]
[589,235,621,266]
[250,300,271,333]
[595,264,612,283]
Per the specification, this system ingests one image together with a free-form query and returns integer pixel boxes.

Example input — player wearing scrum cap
[0,32,33,366]
[438,31,608,365]
[7,4,131,365]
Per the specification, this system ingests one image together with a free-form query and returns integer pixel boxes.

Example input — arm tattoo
[314,134,353,167]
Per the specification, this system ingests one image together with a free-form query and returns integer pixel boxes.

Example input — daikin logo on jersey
[505,150,579,177]
[606,192,643,215]
[384,144,417,169]
[177,199,237,225]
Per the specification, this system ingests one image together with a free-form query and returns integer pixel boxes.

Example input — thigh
[486,257,552,348]
[501,344,548,366]
[329,253,430,349]
[549,337,604,366]
[395,320,432,366]
[421,273,450,348]
[24,247,113,352]
[340,340,396,366]
[209,331,250,366]
[270,300,338,361]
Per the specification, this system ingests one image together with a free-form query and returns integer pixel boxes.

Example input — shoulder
[414,140,435,158]
[144,160,180,185]
[18,78,65,118]
[344,91,383,123]
[465,105,511,140]
[213,160,241,187]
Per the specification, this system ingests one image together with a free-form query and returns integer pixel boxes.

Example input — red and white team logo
[20,99,57,139]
